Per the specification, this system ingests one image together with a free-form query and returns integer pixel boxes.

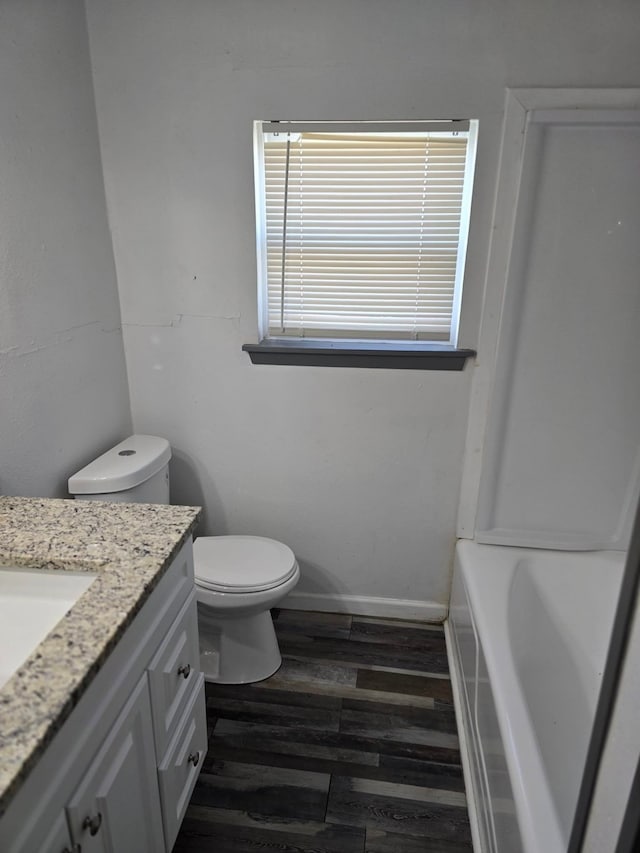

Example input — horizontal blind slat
[262,128,469,339]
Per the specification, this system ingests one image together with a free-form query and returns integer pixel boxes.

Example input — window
[246,120,478,368]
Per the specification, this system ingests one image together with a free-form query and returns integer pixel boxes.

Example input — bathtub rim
[451,539,624,853]
[444,617,496,853]
[460,544,562,853]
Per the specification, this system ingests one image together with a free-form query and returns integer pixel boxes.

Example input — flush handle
[188,751,201,767]
[82,812,102,836]
[177,663,191,679]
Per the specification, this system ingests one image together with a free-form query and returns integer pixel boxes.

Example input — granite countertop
[0,495,201,817]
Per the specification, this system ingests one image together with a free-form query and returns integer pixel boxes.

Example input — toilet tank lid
[68,435,171,494]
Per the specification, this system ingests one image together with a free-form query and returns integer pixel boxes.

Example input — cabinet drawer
[148,589,200,756]
[157,673,207,852]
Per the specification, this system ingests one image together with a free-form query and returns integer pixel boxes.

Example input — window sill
[242,340,476,370]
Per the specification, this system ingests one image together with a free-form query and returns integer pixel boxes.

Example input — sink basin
[0,567,96,690]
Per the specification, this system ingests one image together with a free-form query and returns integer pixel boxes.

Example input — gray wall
[0,0,131,498]
[85,0,640,613]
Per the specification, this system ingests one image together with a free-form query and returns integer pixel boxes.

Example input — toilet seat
[193,535,298,593]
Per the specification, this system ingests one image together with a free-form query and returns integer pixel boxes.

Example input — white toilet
[68,435,300,684]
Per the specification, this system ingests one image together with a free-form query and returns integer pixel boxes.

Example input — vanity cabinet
[29,814,74,853]
[0,538,206,853]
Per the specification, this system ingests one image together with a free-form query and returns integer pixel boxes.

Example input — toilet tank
[68,435,171,505]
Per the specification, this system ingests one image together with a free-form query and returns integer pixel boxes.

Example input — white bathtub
[447,540,624,853]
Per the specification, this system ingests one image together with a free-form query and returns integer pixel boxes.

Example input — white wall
[0,0,131,498]
[85,0,640,614]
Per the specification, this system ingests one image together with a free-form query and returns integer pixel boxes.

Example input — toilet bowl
[67,435,300,684]
[194,535,300,683]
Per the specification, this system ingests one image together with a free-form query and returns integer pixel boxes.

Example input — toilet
[68,435,300,684]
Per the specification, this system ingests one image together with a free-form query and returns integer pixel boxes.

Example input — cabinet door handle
[177,663,191,679]
[188,751,201,767]
[62,845,82,853]
[82,812,102,836]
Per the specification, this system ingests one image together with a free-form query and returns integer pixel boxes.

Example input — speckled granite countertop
[0,496,201,817]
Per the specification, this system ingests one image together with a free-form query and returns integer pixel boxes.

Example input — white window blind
[255,120,477,344]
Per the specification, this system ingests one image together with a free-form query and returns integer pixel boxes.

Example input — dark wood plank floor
[173,610,473,853]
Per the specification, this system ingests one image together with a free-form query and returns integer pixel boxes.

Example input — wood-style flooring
[173,610,473,853]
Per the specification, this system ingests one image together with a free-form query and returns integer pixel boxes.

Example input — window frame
[246,119,478,369]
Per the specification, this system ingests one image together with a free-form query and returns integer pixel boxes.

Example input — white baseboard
[280,590,447,622]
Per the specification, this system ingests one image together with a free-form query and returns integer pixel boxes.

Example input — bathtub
[447,540,625,853]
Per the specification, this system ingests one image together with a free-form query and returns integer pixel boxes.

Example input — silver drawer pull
[188,751,201,767]
[177,663,191,679]
[82,812,102,836]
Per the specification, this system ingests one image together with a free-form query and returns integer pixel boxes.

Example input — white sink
[0,567,96,690]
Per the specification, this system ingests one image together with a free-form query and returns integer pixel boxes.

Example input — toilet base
[197,605,283,684]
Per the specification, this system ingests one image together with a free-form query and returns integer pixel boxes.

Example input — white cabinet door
[66,675,165,853]
[45,814,77,853]
[9,810,76,853]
